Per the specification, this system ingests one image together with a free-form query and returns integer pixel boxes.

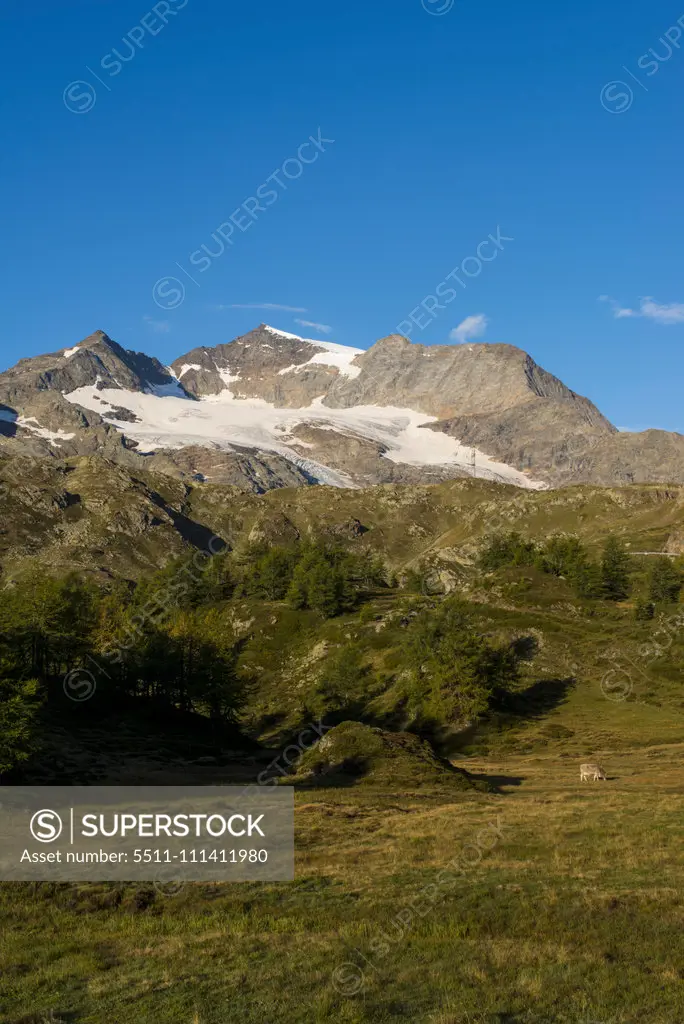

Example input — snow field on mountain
[64,382,547,489]
[263,326,363,378]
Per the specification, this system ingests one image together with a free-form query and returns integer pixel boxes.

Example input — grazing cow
[580,762,607,782]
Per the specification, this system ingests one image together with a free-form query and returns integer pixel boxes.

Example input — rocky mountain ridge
[1,452,683,584]
[0,325,682,490]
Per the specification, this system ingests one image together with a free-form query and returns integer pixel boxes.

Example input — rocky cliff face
[0,330,192,464]
[0,324,681,491]
[171,324,359,407]
[170,325,611,427]
[0,330,185,408]
[319,334,612,424]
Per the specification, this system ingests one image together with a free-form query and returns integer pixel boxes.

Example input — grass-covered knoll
[288,720,484,791]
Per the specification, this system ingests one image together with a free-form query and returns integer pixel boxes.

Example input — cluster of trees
[0,540,390,774]
[301,598,522,729]
[0,574,98,775]
[401,598,520,726]
[0,677,39,775]
[5,526,679,777]
[479,531,683,607]
[235,543,386,617]
[635,557,683,619]
[135,541,388,619]
[646,557,683,602]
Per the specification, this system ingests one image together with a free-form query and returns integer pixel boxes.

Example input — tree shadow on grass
[444,676,577,758]
[464,772,526,793]
[492,675,576,719]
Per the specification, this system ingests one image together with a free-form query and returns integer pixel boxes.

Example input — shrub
[634,598,656,621]
[0,677,41,776]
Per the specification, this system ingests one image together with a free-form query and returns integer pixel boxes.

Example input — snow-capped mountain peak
[2,324,682,493]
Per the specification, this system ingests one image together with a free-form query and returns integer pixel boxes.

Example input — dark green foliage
[479,532,538,570]
[307,562,354,617]
[534,535,586,577]
[634,598,656,621]
[201,551,235,602]
[165,610,247,722]
[0,537,388,745]
[0,566,246,727]
[535,534,605,598]
[285,544,358,617]
[403,567,427,593]
[243,547,298,600]
[120,540,384,640]
[479,531,636,602]
[132,553,209,613]
[536,534,582,580]
[92,604,248,722]
[284,560,309,610]
[601,536,631,601]
[225,541,386,616]
[357,603,377,624]
[0,571,97,679]
[0,677,41,775]
[401,598,520,725]
[648,557,682,604]
[573,558,605,599]
[350,550,388,589]
[309,644,370,716]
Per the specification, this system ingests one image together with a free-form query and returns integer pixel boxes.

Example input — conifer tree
[648,557,682,603]
[600,536,631,601]
[0,677,41,776]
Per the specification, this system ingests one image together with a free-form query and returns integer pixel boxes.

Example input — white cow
[580,762,607,782]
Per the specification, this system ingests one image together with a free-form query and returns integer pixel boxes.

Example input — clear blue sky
[1,0,683,430]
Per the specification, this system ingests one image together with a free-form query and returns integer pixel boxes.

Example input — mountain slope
[0,329,188,462]
[1,451,683,583]
[0,328,188,412]
[0,324,681,490]
[170,324,364,406]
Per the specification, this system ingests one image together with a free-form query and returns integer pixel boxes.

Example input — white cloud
[143,316,170,333]
[449,314,488,344]
[217,303,308,312]
[598,295,637,319]
[638,298,684,324]
[294,318,332,334]
[599,295,684,325]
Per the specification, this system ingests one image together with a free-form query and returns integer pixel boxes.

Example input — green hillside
[1,461,683,1022]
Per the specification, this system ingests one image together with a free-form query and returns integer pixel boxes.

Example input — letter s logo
[152,276,185,309]
[600,81,633,114]
[63,81,97,115]
[30,809,64,843]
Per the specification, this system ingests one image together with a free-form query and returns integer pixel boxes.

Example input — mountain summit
[0,325,681,491]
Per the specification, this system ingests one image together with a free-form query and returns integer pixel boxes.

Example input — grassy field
[1,476,683,1022]
[2,690,683,1024]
